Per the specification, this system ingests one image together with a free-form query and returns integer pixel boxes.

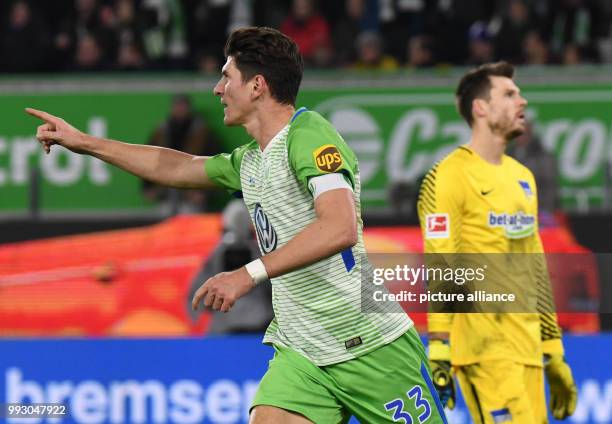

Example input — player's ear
[251,75,267,99]
[472,98,488,119]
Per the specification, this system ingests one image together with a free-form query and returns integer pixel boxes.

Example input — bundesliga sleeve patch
[425,213,449,239]
[313,144,343,173]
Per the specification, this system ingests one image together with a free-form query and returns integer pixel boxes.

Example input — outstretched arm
[26,108,216,189]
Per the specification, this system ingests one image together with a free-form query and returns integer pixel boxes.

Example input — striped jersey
[205,108,412,365]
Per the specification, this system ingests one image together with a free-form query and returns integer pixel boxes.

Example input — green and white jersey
[205,108,412,365]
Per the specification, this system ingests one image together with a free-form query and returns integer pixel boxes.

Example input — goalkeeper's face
[484,76,528,140]
[214,56,255,126]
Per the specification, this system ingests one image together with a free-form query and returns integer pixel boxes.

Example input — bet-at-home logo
[488,211,535,239]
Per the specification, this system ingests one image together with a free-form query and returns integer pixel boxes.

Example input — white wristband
[245,258,269,285]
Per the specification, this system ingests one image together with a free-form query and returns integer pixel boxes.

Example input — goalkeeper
[417,62,577,423]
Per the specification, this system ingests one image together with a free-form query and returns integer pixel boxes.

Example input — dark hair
[224,27,304,106]
[456,61,515,127]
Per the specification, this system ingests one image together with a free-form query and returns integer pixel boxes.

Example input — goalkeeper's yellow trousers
[455,359,546,424]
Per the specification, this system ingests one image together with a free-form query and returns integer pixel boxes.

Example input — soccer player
[28,27,447,424]
[417,62,578,423]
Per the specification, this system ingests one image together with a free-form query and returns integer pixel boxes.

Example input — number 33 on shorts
[384,385,432,423]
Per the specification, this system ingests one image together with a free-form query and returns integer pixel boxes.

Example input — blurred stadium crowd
[3,0,612,74]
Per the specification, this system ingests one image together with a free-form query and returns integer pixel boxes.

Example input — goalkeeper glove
[429,339,455,409]
[545,355,577,420]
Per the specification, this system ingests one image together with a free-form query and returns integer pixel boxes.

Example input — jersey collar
[262,124,289,154]
[290,107,308,123]
[260,107,307,154]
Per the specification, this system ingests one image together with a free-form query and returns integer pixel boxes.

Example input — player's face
[484,76,528,140]
[213,56,254,126]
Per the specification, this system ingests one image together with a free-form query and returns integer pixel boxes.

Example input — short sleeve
[204,143,254,192]
[287,115,357,191]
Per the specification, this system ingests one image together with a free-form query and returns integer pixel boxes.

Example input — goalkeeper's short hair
[456,61,515,127]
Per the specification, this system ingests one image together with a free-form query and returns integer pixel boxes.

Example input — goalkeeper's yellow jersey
[417,145,562,367]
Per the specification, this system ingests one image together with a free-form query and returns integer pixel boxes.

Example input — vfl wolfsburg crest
[254,203,278,253]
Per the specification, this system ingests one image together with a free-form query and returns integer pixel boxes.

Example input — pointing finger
[25,108,59,124]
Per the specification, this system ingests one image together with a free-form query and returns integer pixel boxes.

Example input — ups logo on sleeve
[313,144,343,173]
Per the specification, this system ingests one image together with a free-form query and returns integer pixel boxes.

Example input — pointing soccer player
[28,27,447,424]
[417,62,577,422]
